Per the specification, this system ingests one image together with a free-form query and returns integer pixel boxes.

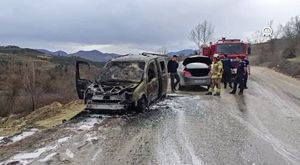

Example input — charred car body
[76,53,168,113]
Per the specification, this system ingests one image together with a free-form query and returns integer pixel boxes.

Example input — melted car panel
[75,54,168,113]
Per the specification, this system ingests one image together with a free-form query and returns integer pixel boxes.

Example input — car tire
[136,97,147,113]
[207,85,210,90]
[178,84,184,91]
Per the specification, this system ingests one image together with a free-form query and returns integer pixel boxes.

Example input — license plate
[194,80,204,83]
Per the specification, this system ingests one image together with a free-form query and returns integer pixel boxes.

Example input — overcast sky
[0,0,299,54]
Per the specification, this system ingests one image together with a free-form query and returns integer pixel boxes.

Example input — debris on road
[0,128,39,145]
[1,135,72,165]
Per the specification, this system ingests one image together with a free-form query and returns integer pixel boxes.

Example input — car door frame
[76,61,92,99]
[146,60,159,103]
[156,58,168,98]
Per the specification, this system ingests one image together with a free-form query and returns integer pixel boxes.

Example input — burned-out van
[76,53,168,113]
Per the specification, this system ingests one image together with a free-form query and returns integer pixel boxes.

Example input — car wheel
[136,97,147,113]
[178,84,184,91]
[207,85,210,90]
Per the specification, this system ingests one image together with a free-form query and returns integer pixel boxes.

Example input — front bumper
[85,103,128,111]
[85,95,131,111]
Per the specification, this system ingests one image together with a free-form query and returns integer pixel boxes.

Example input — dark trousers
[233,75,244,93]
[222,70,231,87]
[170,72,180,90]
[244,73,248,88]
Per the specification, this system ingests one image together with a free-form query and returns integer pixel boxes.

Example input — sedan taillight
[183,69,192,77]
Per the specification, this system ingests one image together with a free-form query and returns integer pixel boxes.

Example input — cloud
[0,0,299,53]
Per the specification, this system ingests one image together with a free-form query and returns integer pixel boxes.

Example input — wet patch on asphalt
[1,72,300,165]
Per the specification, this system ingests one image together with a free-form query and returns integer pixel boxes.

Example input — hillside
[167,49,196,56]
[0,46,102,117]
[0,46,43,56]
[251,39,300,78]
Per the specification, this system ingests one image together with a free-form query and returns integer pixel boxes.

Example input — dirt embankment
[250,39,300,79]
[0,100,85,137]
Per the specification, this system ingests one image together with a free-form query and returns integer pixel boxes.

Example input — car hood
[183,56,212,66]
[89,82,139,94]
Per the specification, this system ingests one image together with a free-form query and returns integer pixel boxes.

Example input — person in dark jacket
[242,57,250,89]
[230,57,247,95]
[222,54,232,88]
[168,55,180,92]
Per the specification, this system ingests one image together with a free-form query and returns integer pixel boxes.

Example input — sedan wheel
[178,84,184,91]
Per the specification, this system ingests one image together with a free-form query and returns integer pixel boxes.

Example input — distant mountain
[1,46,44,55]
[168,49,196,56]
[70,50,119,62]
[36,49,120,62]
[52,50,68,56]
[36,49,69,56]
[0,46,104,67]
[36,49,52,54]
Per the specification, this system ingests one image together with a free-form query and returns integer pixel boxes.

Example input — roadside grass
[0,100,85,137]
[287,55,300,63]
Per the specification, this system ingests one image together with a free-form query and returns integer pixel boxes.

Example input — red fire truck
[202,37,251,75]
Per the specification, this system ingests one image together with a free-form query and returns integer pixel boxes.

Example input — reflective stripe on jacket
[211,61,223,79]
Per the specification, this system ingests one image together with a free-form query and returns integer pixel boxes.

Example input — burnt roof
[110,54,165,62]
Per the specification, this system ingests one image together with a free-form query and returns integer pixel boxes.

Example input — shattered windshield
[216,44,243,54]
[101,61,145,83]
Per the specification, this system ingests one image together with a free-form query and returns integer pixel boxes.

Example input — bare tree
[268,20,277,60]
[20,60,47,112]
[156,46,168,55]
[247,20,283,44]
[189,20,214,51]
[281,16,300,58]
[248,30,265,44]
[283,16,300,40]
[21,61,37,111]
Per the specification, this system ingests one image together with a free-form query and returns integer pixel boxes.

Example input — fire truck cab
[202,37,251,75]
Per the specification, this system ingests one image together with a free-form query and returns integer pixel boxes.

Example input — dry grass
[287,56,300,63]
[251,40,300,78]
[34,100,85,128]
[0,100,85,137]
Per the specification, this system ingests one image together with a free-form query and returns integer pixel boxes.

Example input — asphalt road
[1,66,300,165]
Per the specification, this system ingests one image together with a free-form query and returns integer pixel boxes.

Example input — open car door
[76,61,92,99]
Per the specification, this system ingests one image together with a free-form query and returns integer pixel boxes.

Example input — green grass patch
[287,56,300,63]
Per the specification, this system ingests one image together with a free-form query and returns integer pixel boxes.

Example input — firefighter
[206,54,223,96]
[242,57,250,89]
[167,55,180,92]
[230,57,247,95]
[222,54,231,88]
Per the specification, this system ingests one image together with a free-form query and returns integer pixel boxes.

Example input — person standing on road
[168,55,180,92]
[230,57,247,95]
[243,57,250,89]
[222,54,232,89]
[206,54,223,96]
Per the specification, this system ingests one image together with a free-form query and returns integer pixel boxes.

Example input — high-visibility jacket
[211,60,223,79]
